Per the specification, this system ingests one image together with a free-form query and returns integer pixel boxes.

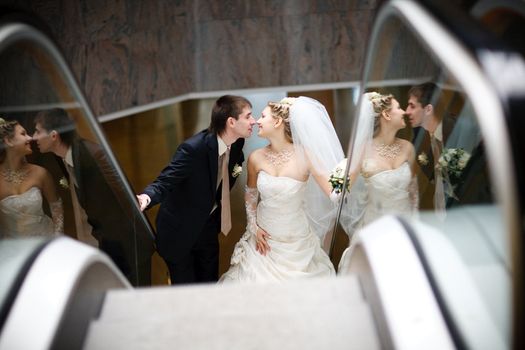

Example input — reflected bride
[220,97,345,283]
[339,92,418,264]
[0,118,64,237]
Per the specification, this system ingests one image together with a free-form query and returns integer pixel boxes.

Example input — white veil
[289,97,345,250]
[339,92,377,237]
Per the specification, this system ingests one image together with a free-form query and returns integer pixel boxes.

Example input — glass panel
[0,27,154,286]
[103,89,353,284]
[337,13,509,347]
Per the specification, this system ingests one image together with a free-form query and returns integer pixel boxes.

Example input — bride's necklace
[1,166,28,185]
[264,146,294,167]
[375,141,401,159]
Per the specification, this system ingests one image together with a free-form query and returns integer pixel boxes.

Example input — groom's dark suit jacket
[143,130,245,262]
[69,138,154,285]
[414,115,456,210]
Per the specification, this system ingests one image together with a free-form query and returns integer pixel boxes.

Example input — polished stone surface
[6,0,381,116]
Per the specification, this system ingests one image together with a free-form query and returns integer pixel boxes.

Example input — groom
[33,108,153,285]
[137,95,255,284]
[406,82,457,210]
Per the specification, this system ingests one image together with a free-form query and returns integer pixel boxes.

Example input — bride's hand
[255,227,271,256]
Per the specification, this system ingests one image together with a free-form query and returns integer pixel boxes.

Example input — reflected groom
[33,108,153,285]
[406,82,456,210]
[137,95,255,284]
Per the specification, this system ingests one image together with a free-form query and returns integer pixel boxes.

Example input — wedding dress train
[0,187,56,237]
[220,171,335,283]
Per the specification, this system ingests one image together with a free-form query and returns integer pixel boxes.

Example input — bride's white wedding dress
[220,171,335,283]
[0,187,55,237]
[338,160,415,271]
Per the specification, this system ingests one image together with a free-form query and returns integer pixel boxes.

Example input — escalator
[1,0,524,349]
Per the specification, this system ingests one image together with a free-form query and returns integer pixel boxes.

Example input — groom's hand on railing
[136,193,151,212]
[255,228,271,256]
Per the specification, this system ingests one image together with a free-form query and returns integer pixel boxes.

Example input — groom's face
[406,95,424,128]
[32,122,54,153]
[231,106,255,139]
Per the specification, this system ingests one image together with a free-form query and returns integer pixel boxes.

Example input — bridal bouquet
[435,148,471,198]
[329,158,350,195]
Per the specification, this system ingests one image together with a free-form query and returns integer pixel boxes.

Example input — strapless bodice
[256,171,309,240]
[0,187,54,237]
[361,161,413,225]
[364,161,412,191]
[1,187,45,213]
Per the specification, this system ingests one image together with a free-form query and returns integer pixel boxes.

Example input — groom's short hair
[34,108,76,146]
[208,95,252,135]
[408,82,439,107]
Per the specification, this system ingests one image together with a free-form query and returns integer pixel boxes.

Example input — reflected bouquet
[329,158,350,195]
[436,148,471,198]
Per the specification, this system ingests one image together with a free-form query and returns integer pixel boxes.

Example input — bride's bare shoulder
[397,138,415,151]
[248,147,267,163]
[27,163,50,176]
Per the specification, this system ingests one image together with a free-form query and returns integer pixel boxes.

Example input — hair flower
[279,97,297,106]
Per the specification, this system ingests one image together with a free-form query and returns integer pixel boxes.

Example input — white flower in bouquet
[458,152,470,169]
[329,158,350,194]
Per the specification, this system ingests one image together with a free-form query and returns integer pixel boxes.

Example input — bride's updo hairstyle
[366,92,394,136]
[268,97,296,143]
[0,118,19,162]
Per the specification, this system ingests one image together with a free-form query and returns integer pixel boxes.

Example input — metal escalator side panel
[0,237,130,350]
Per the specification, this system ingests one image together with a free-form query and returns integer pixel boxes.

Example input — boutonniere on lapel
[232,164,242,178]
[417,152,429,166]
[59,176,69,189]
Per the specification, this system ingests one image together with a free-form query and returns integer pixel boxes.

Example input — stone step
[98,275,365,323]
[83,276,379,350]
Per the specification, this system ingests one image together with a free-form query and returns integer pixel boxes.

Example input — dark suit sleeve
[143,142,196,206]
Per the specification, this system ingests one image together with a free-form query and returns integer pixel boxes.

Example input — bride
[220,97,344,283]
[0,118,63,237]
[340,92,418,248]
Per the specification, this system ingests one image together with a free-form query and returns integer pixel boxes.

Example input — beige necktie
[65,162,78,188]
[221,147,232,235]
[430,134,445,218]
[64,161,97,246]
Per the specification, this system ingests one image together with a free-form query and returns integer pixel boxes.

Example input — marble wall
[3,0,381,116]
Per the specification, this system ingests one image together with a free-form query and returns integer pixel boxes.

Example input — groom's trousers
[163,209,221,285]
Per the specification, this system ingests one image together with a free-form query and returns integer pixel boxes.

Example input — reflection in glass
[336,12,508,348]
[1,118,64,236]
[338,92,418,243]
[0,29,153,286]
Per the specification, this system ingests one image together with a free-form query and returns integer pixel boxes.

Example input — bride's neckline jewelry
[264,146,294,167]
[375,141,401,159]
[1,166,28,185]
